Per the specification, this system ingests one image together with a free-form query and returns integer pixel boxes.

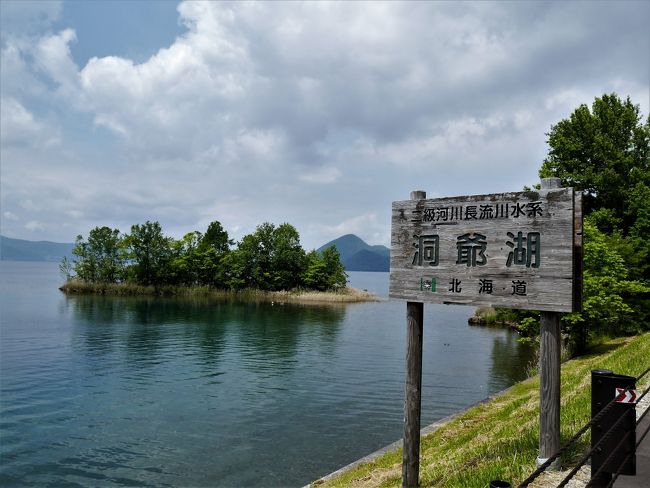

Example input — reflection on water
[489,331,537,392]
[67,295,346,364]
[0,264,535,487]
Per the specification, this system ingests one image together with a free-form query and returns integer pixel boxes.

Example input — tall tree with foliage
[222,222,307,291]
[270,223,307,290]
[125,221,172,286]
[540,93,649,233]
[225,224,271,290]
[72,226,124,283]
[539,93,650,346]
[197,220,231,287]
[304,247,347,291]
[169,231,203,285]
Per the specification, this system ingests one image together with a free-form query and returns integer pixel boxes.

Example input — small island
[59,220,379,304]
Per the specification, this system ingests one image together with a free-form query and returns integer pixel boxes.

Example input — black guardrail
[515,366,650,488]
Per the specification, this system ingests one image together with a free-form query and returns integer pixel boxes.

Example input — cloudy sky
[1,1,648,250]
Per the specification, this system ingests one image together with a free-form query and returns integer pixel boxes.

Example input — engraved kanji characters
[506,231,541,268]
[412,234,439,266]
[456,233,487,267]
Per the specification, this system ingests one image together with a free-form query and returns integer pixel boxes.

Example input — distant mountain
[317,234,389,272]
[0,235,74,262]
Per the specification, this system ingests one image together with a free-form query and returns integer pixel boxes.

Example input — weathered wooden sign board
[390,188,580,312]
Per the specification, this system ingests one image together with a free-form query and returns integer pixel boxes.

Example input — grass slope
[313,333,650,488]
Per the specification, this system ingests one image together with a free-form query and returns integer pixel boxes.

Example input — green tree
[563,219,649,340]
[270,223,307,290]
[196,220,231,287]
[72,226,125,283]
[321,246,347,290]
[199,220,231,254]
[59,256,74,281]
[539,93,650,345]
[303,250,329,291]
[303,247,347,291]
[72,234,97,282]
[222,222,314,291]
[222,229,267,290]
[222,223,305,291]
[221,247,249,290]
[169,231,203,286]
[125,221,172,286]
[540,93,649,232]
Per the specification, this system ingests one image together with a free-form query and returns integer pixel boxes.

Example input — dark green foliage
[194,220,233,287]
[222,222,308,291]
[537,93,650,348]
[125,221,172,286]
[563,219,650,340]
[540,93,649,231]
[200,220,231,254]
[65,219,346,293]
[304,247,348,291]
[72,226,125,283]
[270,223,308,290]
[321,246,348,290]
[169,231,203,286]
[303,250,329,291]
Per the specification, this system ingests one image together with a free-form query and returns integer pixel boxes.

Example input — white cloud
[0,97,60,147]
[544,89,594,112]
[3,211,19,221]
[514,110,533,130]
[299,166,341,184]
[25,220,45,231]
[34,28,79,96]
[309,213,387,247]
[0,0,647,248]
[0,98,40,144]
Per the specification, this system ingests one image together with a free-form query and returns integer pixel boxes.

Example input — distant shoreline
[59,280,380,304]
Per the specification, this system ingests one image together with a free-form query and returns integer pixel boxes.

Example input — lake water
[0,261,534,487]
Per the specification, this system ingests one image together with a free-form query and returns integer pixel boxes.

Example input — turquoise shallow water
[0,262,534,487]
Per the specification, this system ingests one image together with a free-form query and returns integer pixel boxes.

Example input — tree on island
[304,247,347,291]
[72,226,125,283]
[220,222,346,291]
[66,219,348,293]
[125,221,173,286]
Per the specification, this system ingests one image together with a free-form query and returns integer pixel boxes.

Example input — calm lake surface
[0,261,535,487]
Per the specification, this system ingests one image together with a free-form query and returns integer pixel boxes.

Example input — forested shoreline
[60,220,351,296]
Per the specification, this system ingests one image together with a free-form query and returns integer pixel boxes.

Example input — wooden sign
[390,188,579,312]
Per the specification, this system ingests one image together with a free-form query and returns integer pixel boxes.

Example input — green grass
[59,280,379,304]
[474,307,499,325]
[313,333,650,488]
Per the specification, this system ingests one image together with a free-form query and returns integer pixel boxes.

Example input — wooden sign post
[403,191,426,487]
[390,179,582,486]
[538,177,562,470]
